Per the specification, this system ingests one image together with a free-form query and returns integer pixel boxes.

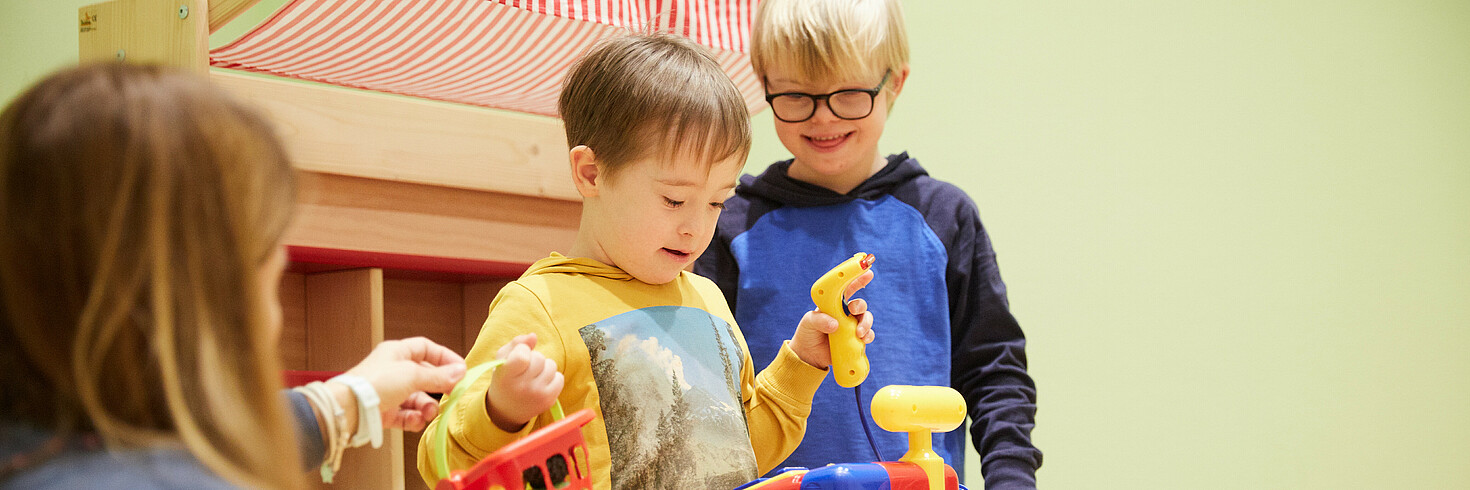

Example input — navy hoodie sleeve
[891,173,1040,489]
[945,191,1042,489]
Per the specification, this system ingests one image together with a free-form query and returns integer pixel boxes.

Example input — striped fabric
[209,0,763,117]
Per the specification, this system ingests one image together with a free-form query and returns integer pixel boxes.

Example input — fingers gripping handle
[429,360,565,482]
[812,252,874,387]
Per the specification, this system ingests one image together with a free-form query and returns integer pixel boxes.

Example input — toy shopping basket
[427,360,595,490]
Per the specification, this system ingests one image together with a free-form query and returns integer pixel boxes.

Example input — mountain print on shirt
[578,305,755,490]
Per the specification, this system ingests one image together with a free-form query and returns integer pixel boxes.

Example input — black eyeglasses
[763,71,891,123]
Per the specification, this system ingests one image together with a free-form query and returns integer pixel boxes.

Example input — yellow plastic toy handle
[811,252,874,388]
[870,385,965,490]
[429,359,565,482]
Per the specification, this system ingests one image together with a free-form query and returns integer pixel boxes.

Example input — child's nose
[677,209,712,237]
[675,213,696,237]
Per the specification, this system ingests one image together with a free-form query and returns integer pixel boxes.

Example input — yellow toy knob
[871,385,965,490]
[810,252,874,388]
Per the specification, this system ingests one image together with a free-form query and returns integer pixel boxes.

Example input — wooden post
[304,267,403,490]
[278,271,308,370]
[78,0,209,71]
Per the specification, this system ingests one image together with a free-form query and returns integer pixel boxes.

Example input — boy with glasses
[694,0,1042,488]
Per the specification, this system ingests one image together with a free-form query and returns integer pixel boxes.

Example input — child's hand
[790,269,876,369]
[485,333,564,432]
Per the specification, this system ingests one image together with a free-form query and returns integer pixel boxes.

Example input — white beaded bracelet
[293,381,348,483]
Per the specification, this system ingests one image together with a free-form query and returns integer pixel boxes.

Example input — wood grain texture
[207,0,263,33]
[402,432,431,490]
[461,279,512,353]
[277,271,307,370]
[303,268,383,371]
[284,172,580,266]
[383,278,464,353]
[301,267,400,490]
[79,0,208,72]
[211,70,578,200]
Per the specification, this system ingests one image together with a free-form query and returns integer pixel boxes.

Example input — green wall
[5,1,1469,488]
[751,2,1470,488]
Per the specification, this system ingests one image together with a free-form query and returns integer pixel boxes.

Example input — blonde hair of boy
[558,32,751,179]
[750,0,909,104]
[0,64,305,489]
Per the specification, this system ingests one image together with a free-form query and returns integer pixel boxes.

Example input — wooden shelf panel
[304,268,384,371]
[383,279,469,353]
[279,272,308,370]
[462,279,513,353]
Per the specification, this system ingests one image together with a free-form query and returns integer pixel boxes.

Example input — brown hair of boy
[0,63,305,489]
[557,32,751,179]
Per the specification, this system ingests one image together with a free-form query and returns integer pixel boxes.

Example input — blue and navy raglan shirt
[695,153,1042,489]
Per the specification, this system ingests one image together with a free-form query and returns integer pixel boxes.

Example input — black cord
[853,383,884,462]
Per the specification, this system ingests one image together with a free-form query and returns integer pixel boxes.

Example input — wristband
[330,374,383,449]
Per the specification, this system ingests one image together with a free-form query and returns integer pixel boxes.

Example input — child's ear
[569,145,600,198]
[889,64,911,98]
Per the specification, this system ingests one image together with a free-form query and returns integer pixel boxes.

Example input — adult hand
[343,336,467,432]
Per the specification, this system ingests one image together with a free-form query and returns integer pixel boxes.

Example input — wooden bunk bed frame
[79,1,583,488]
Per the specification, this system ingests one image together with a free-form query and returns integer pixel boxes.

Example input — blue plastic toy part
[798,463,890,489]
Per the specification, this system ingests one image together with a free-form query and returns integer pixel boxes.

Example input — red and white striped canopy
[210,0,763,117]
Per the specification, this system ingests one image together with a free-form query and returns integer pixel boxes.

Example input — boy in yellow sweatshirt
[417,33,876,489]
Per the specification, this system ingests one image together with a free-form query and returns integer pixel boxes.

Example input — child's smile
[804,131,855,152]
[763,66,903,194]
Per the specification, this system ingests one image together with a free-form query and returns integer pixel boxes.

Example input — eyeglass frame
[762,70,892,123]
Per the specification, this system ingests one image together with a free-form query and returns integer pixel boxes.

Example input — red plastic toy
[434,408,596,490]
[427,359,597,490]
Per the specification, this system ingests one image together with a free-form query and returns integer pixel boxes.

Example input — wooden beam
[284,172,580,267]
[79,0,209,72]
[211,70,580,201]
[208,0,264,33]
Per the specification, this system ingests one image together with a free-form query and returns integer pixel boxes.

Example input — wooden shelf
[279,254,520,490]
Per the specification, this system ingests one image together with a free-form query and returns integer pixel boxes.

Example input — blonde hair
[750,0,909,91]
[0,64,304,489]
[558,32,751,179]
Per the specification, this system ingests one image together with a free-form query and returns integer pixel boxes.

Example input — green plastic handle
[430,359,565,482]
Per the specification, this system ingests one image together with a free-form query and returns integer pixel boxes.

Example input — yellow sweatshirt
[418,253,827,489]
